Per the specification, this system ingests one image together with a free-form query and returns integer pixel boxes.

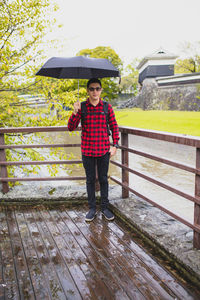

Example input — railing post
[194,147,200,249]
[121,132,129,198]
[0,133,9,193]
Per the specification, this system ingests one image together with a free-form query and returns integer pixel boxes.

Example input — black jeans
[82,152,110,210]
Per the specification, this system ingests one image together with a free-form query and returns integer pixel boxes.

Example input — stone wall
[118,78,200,111]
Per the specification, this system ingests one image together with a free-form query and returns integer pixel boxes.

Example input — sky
[44,0,200,68]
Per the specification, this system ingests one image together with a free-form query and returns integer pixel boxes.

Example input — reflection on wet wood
[0,205,199,300]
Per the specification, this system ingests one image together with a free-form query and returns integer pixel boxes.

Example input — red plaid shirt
[67,98,119,157]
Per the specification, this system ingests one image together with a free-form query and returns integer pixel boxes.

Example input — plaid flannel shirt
[67,98,119,157]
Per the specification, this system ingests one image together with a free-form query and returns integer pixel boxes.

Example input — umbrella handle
[78,79,79,102]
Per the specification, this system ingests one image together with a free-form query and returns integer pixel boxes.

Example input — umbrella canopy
[36,56,120,79]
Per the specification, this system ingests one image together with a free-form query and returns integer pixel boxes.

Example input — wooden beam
[121,132,129,198]
[194,148,200,249]
[0,134,9,193]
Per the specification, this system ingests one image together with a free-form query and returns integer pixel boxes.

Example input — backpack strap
[102,101,111,136]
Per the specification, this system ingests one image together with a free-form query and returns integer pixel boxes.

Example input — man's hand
[109,146,117,157]
[73,101,81,115]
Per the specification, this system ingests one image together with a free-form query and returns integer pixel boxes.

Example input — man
[68,78,119,222]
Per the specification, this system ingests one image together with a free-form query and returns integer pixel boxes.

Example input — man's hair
[87,78,102,89]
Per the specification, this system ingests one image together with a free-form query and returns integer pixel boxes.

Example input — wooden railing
[0,127,85,194]
[0,125,200,249]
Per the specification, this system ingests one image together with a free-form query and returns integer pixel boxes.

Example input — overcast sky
[45,0,200,67]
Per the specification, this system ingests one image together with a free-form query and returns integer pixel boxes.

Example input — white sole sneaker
[85,212,97,222]
[102,212,114,221]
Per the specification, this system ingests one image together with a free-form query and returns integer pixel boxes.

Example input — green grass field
[114,109,200,137]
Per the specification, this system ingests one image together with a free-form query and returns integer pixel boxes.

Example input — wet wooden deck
[0,204,199,300]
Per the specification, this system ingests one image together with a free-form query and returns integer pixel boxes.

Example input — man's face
[87,82,102,102]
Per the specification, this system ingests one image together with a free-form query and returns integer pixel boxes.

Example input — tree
[0,0,61,126]
[76,46,123,101]
[175,41,200,74]
[0,0,69,183]
[119,58,140,95]
[0,0,59,91]
[0,1,123,183]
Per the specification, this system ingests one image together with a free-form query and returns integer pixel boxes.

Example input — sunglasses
[88,87,102,92]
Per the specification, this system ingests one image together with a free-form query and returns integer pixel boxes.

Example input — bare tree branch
[1,1,37,51]
[0,54,39,79]
[3,0,13,24]
[0,27,15,51]
[0,24,12,41]
[1,0,15,50]
[8,38,38,60]
[0,80,41,92]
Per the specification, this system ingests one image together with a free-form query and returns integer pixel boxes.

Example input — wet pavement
[0,204,200,300]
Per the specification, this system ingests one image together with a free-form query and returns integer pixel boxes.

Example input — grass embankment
[114,109,200,137]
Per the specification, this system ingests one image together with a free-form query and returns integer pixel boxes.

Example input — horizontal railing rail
[0,160,82,166]
[0,144,81,149]
[120,146,200,175]
[0,125,200,249]
[111,160,200,205]
[0,126,72,134]
[119,126,200,147]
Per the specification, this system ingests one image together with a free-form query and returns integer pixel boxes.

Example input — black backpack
[81,101,111,136]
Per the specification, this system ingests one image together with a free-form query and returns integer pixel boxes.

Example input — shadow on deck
[0,204,199,300]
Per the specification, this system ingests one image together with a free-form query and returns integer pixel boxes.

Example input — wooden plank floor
[0,205,199,300]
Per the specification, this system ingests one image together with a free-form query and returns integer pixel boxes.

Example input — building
[137,48,178,85]
[119,48,200,110]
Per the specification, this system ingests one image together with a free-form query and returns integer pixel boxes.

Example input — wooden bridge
[1,125,200,299]
[0,204,200,300]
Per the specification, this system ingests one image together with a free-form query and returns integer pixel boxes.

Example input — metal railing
[0,125,200,249]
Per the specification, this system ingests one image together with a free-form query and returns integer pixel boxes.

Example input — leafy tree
[0,0,59,92]
[0,1,124,185]
[0,0,71,184]
[76,46,123,101]
[175,41,200,74]
[119,58,140,95]
[175,58,200,74]
[32,76,86,125]
[0,0,61,126]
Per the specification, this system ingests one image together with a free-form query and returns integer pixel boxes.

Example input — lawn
[114,109,200,137]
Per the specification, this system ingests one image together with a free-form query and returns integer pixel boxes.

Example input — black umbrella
[36,56,120,99]
[36,56,120,79]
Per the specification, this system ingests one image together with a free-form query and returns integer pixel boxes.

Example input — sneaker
[102,208,114,221]
[85,209,97,222]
